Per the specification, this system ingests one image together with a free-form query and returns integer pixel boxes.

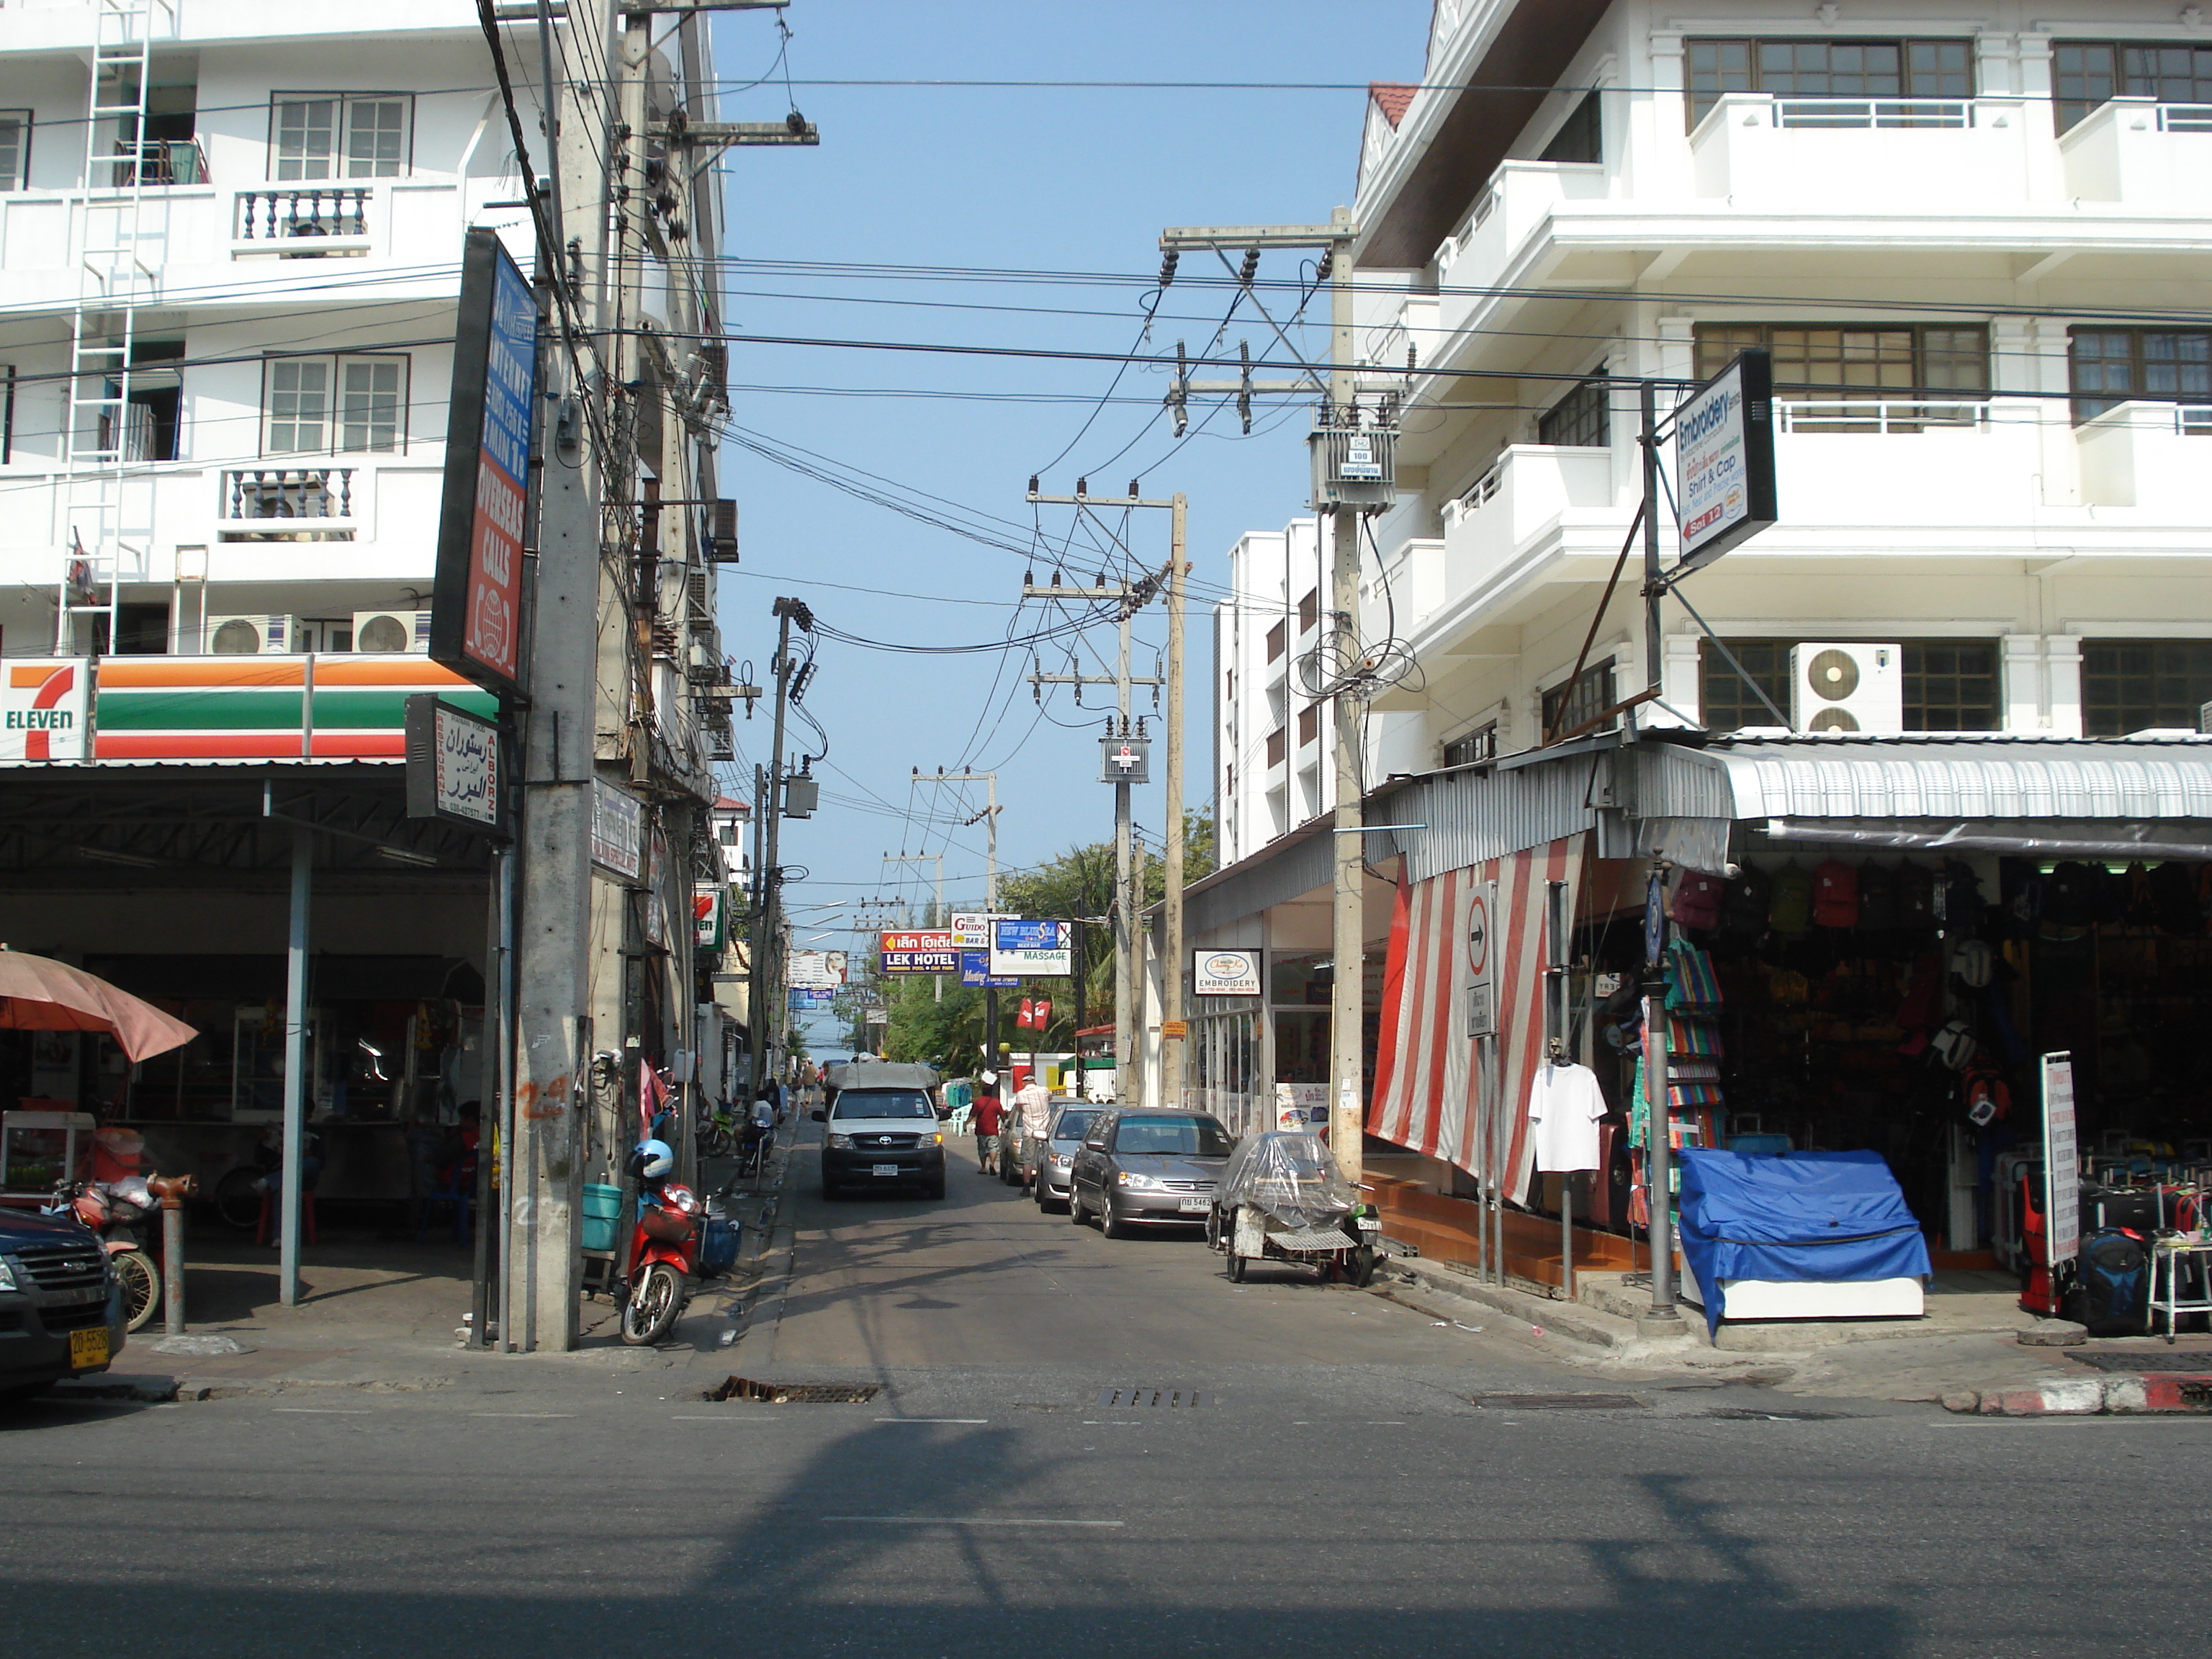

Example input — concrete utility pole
[886,851,945,999]
[1023,495,1169,1108]
[1156,214,1363,1171]
[747,598,800,1101]
[1159,493,1189,1107]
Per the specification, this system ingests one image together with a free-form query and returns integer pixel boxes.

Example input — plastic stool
[256,1190,318,1246]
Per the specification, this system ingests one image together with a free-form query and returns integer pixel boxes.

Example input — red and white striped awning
[1367,834,1584,1202]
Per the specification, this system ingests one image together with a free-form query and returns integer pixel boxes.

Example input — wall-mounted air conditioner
[1791,642,1903,733]
[205,614,290,654]
[352,610,432,654]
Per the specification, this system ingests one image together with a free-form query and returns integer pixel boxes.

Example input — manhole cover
[2065,1350,2212,1373]
[1096,1387,1209,1408]
[706,1377,880,1404]
[1473,1393,1646,1411]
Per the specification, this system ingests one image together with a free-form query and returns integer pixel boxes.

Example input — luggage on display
[2072,1227,2150,1338]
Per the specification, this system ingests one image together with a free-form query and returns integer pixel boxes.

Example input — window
[2054,42,2212,132]
[0,111,28,192]
[1297,704,1318,747]
[1537,369,1609,447]
[1688,37,1972,125]
[1442,723,1497,768]
[1701,639,1998,730]
[1542,660,1617,740]
[1266,621,1285,662]
[2081,640,2212,736]
[1298,588,1318,632]
[1539,91,1601,163]
[270,94,412,180]
[261,354,408,454]
[2069,328,2212,423]
[1694,323,1987,427]
[1266,728,1285,767]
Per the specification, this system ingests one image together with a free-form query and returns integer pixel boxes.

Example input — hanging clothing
[1527,1061,1606,1172]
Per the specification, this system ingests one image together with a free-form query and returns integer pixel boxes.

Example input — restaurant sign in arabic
[403,694,503,832]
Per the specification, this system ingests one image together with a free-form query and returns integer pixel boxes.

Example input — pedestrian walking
[1013,1072,1051,1188]
[973,1070,1004,1174]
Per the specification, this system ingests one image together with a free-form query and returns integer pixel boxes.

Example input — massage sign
[431,229,539,698]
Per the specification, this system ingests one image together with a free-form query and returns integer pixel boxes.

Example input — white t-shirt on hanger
[1527,1061,1607,1172]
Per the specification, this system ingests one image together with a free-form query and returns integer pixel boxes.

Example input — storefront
[1359,730,2212,1281]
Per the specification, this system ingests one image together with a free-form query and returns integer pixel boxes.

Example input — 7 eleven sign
[1,660,91,761]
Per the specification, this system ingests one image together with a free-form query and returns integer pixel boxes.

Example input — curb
[1944,1374,2212,1416]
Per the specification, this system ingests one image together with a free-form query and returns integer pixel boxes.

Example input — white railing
[2177,405,2212,436]
[222,467,356,521]
[1451,460,1503,518]
[233,187,371,252]
[2157,104,2212,133]
[1776,399,1992,434]
[1773,98,1979,130]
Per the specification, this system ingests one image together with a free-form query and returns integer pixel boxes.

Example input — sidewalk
[54,1148,793,1403]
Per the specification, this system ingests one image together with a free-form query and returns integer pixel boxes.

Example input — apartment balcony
[1769,400,2046,526]
[0,457,446,585]
[2075,401,2212,512]
[2060,98,2212,211]
[1434,161,1607,338]
[0,176,494,308]
[1435,444,1619,614]
[1690,94,2035,209]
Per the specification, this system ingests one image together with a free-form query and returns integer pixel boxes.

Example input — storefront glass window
[2082,639,2212,736]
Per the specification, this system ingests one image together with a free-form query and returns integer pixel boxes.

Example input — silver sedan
[1029,1103,1102,1212]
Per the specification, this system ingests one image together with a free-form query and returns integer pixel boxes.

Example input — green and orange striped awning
[93,657,499,761]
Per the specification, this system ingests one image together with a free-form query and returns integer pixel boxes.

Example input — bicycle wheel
[212,1167,261,1231]
[114,1249,160,1333]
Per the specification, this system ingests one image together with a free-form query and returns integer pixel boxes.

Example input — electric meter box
[1309,415,1397,511]
[1100,734,1151,785]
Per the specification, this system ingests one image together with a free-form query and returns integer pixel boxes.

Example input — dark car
[0,1205,125,1403]
[814,1085,948,1200]
[1069,1108,1235,1238]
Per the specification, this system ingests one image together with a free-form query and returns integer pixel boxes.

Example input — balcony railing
[1776,399,1992,435]
[233,188,371,252]
[2157,104,2212,133]
[1772,98,1981,130]
[222,467,356,520]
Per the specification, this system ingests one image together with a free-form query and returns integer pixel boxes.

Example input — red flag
[1015,997,1035,1029]
[1031,998,1051,1028]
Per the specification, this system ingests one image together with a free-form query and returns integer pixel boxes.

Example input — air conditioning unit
[706,499,739,564]
[686,639,721,685]
[205,613,291,654]
[1791,642,1903,734]
[351,610,433,654]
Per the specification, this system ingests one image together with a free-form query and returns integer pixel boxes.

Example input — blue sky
[698,1,1431,1012]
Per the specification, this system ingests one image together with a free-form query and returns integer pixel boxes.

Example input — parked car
[814,1079,948,1200]
[1069,1108,1235,1237]
[1030,1103,1102,1213]
[0,1205,125,1403]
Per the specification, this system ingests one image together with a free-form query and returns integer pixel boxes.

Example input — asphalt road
[6,1126,2211,1657]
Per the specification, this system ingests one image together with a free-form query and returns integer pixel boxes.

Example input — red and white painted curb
[1944,1375,2212,1416]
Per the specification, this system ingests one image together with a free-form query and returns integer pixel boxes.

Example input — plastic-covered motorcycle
[45,1177,161,1331]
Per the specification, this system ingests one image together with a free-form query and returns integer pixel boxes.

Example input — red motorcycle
[45,1177,161,1332]
[619,1138,737,1346]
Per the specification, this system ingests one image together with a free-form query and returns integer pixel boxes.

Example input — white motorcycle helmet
[626,1138,675,1182]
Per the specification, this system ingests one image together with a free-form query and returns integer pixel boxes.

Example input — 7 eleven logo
[5,660,89,761]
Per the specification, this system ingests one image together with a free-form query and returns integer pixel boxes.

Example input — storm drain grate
[2064,1350,2212,1374]
[1473,1393,1647,1411]
[707,1376,881,1404]
[1096,1387,1210,1409]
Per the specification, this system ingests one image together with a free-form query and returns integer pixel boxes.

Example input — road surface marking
[822,1516,1123,1528]
[273,1408,369,1415]
[874,1417,989,1424]
[468,1412,576,1419]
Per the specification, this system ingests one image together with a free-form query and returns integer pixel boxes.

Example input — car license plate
[871,1164,900,1177]
[68,1327,109,1370]
[1178,1196,1210,1213]
[1356,1217,1381,1231]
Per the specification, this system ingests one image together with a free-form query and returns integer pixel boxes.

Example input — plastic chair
[255,1189,318,1246]
[420,1154,477,1244]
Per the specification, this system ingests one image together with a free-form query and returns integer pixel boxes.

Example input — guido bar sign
[431,228,539,701]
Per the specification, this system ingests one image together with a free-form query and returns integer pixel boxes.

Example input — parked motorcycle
[696,1100,737,1161]
[618,1138,739,1346]
[45,1176,161,1332]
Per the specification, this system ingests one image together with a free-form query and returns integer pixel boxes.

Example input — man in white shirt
[1012,1074,1053,1190]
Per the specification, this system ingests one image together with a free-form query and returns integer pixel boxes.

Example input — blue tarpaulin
[1677,1148,1933,1336]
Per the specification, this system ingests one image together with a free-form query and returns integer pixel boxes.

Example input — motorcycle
[45,1176,162,1332]
[618,1138,738,1346]
[696,1100,737,1161]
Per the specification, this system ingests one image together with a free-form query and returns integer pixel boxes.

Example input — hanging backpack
[1812,858,1860,928]
[1722,865,1773,937]
[1961,1063,2011,1127]
[1669,868,1725,931]
[2152,861,2202,938]
[1856,862,1897,930]
[1940,860,1987,931]
[1896,862,1937,930]
[1770,863,1815,935]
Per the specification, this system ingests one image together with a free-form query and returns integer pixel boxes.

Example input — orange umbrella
[0,948,197,1061]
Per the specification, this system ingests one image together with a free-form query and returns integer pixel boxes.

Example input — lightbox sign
[0,659,89,762]
[1672,347,1776,575]
[881,930,958,974]
[590,778,644,881]
[991,919,1073,977]
[693,884,725,950]
[1192,949,1261,997]
[403,694,502,831]
[431,228,538,700]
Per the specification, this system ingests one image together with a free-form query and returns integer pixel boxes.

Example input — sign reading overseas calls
[431,229,538,700]
[991,918,1073,978]
[0,659,90,762]
[1672,347,1778,575]
[1192,949,1261,997]
[403,694,501,830]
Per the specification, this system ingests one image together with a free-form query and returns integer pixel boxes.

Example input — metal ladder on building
[55,0,171,657]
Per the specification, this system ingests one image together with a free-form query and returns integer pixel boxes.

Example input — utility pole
[746,597,804,1101]
[1023,493,1166,1108]
[886,851,945,999]
[926,768,1001,1026]
[1160,493,1188,1107]
[1156,215,1364,1173]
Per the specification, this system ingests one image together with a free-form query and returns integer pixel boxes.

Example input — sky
[694,1,1433,1043]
